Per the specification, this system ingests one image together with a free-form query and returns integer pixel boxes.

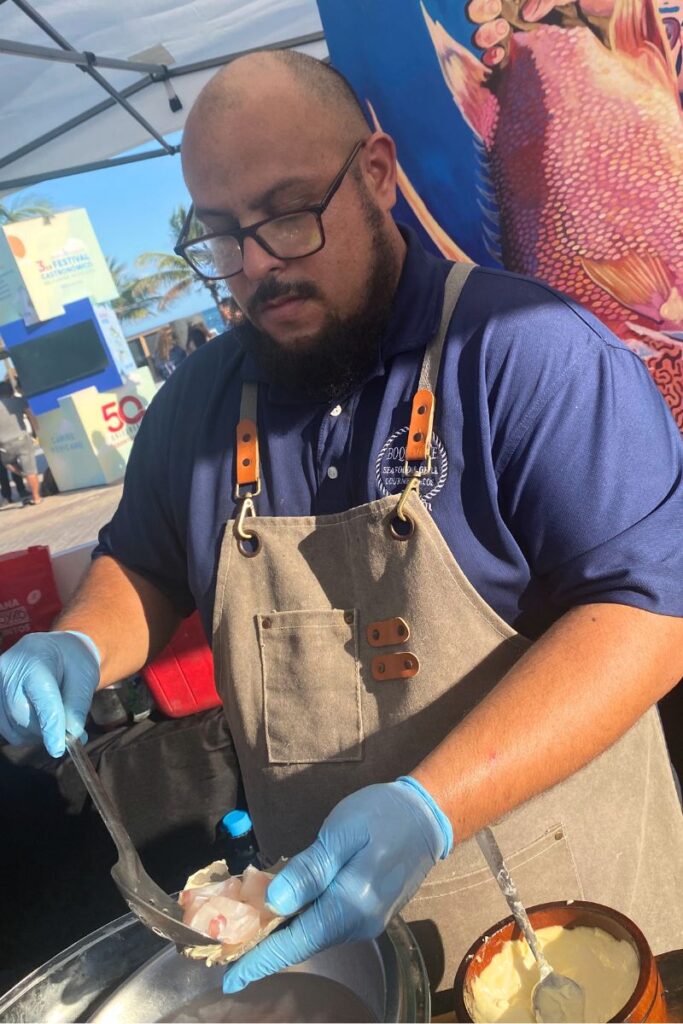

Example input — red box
[142,611,220,717]
[0,546,62,653]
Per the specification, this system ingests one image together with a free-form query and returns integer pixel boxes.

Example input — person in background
[0,51,682,1010]
[0,457,28,506]
[186,321,211,354]
[218,295,243,327]
[153,325,186,381]
[0,379,41,506]
[218,296,234,326]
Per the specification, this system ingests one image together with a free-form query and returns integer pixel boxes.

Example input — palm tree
[106,256,160,324]
[135,205,226,314]
[0,192,56,224]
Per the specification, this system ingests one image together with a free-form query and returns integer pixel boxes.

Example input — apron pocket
[259,608,363,764]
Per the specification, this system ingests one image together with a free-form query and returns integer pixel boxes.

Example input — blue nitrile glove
[0,631,101,758]
[222,776,453,994]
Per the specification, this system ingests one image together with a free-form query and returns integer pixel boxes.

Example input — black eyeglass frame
[174,138,368,281]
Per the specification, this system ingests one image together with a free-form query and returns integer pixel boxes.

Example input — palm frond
[0,192,57,224]
[128,205,219,313]
[135,251,190,272]
[157,280,198,309]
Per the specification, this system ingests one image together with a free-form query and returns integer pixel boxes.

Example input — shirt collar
[381,225,451,362]
[238,224,451,403]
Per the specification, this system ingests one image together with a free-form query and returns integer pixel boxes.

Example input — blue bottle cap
[222,809,253,838]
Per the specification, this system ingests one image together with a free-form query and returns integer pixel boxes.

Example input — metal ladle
[476,827,586,1024]
[65,733,220,949]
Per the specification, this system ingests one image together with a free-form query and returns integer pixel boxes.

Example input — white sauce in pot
[468,925,640,1023]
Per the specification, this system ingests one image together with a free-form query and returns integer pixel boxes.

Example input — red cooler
[142,611,220,717]
[0,546,62,653]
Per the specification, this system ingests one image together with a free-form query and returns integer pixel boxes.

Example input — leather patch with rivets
[405,389,435,465]
[366,617,410,647]
[371,652,419,681]
[236,418,259,489]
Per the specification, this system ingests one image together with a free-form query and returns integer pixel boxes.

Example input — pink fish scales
[492,25,683,329]
[421,0,683,333]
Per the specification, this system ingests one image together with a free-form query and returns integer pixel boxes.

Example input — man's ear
[361,131,399,212]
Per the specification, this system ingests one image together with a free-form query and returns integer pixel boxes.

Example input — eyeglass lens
[186,210,323,278]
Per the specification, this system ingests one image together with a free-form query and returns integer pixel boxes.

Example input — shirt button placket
[316,401,351,506]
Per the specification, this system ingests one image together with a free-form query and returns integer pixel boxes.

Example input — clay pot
[453,899,668,1023]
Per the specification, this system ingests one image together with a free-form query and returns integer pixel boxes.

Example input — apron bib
[212,266,683,996]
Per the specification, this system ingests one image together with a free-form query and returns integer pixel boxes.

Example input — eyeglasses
[174,139,367,281]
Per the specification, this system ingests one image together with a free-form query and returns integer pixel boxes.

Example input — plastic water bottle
[214,809,260,875]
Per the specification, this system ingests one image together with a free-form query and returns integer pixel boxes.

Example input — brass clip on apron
[234,397,261,557]
[391,388,435,540]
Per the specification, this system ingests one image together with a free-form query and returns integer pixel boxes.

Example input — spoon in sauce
[476,827,586,1023]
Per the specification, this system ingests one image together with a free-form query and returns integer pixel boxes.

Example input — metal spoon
[476,827,586,1023]
[65,733,220,949]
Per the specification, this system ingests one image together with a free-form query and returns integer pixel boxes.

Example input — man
[1,51,682,1006]
[0,379,41,506]
[218,296,234,326]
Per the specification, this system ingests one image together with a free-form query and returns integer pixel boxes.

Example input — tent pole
[0,37,169,74]
[0,148,180,192]
[9,0,176,153]
[0,15,326,188]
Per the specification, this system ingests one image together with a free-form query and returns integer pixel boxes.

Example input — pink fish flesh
[180,865,277,946]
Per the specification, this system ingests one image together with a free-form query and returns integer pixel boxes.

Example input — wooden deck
[0,482,123,557]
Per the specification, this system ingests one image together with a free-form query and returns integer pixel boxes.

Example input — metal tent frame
[0,0,326,193]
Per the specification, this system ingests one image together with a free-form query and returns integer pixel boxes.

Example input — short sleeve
[498,337,683,617]
[94,382,195,617]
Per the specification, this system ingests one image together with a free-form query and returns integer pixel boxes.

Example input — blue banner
[317,0,683,430]
[318,0,494,267]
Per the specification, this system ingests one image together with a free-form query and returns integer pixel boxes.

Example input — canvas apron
[212,266,683,996]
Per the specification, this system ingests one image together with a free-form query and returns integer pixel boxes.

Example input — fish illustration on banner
[317,0,683,430]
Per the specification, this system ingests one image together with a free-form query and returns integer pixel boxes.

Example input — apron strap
[418,262,474,393]
[239,379,259,425]
[403,262,475,481]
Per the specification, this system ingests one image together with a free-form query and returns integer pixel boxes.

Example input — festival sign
[0,208,117,324]
[36,367,158,491]
[0,230,31,327]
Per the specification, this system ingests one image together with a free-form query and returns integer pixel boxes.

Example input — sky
[7,130,221,336]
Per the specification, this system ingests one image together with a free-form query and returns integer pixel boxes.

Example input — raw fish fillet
[179,860,284,966]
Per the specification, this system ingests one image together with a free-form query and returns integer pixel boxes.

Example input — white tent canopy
[0,0,327,195]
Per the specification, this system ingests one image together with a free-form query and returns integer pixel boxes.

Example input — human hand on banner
[465,0,614,67]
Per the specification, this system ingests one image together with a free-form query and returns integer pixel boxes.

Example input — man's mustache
[247,279,320,319]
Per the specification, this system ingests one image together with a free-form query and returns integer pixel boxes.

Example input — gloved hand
[0,630,101,758]
[222,776,453,994]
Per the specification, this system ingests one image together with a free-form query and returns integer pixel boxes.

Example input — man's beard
[232,206,399,403]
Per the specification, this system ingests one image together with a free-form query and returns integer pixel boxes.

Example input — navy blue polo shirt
[96,228,683,640]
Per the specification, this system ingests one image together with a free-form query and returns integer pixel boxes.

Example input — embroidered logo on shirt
[375,426,448,511]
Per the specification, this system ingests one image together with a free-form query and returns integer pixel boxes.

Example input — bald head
[182,50,369,181]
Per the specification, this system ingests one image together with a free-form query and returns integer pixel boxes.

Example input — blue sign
[1,297,125,414]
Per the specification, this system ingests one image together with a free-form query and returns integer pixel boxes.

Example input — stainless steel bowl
[0,911,429,1023]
